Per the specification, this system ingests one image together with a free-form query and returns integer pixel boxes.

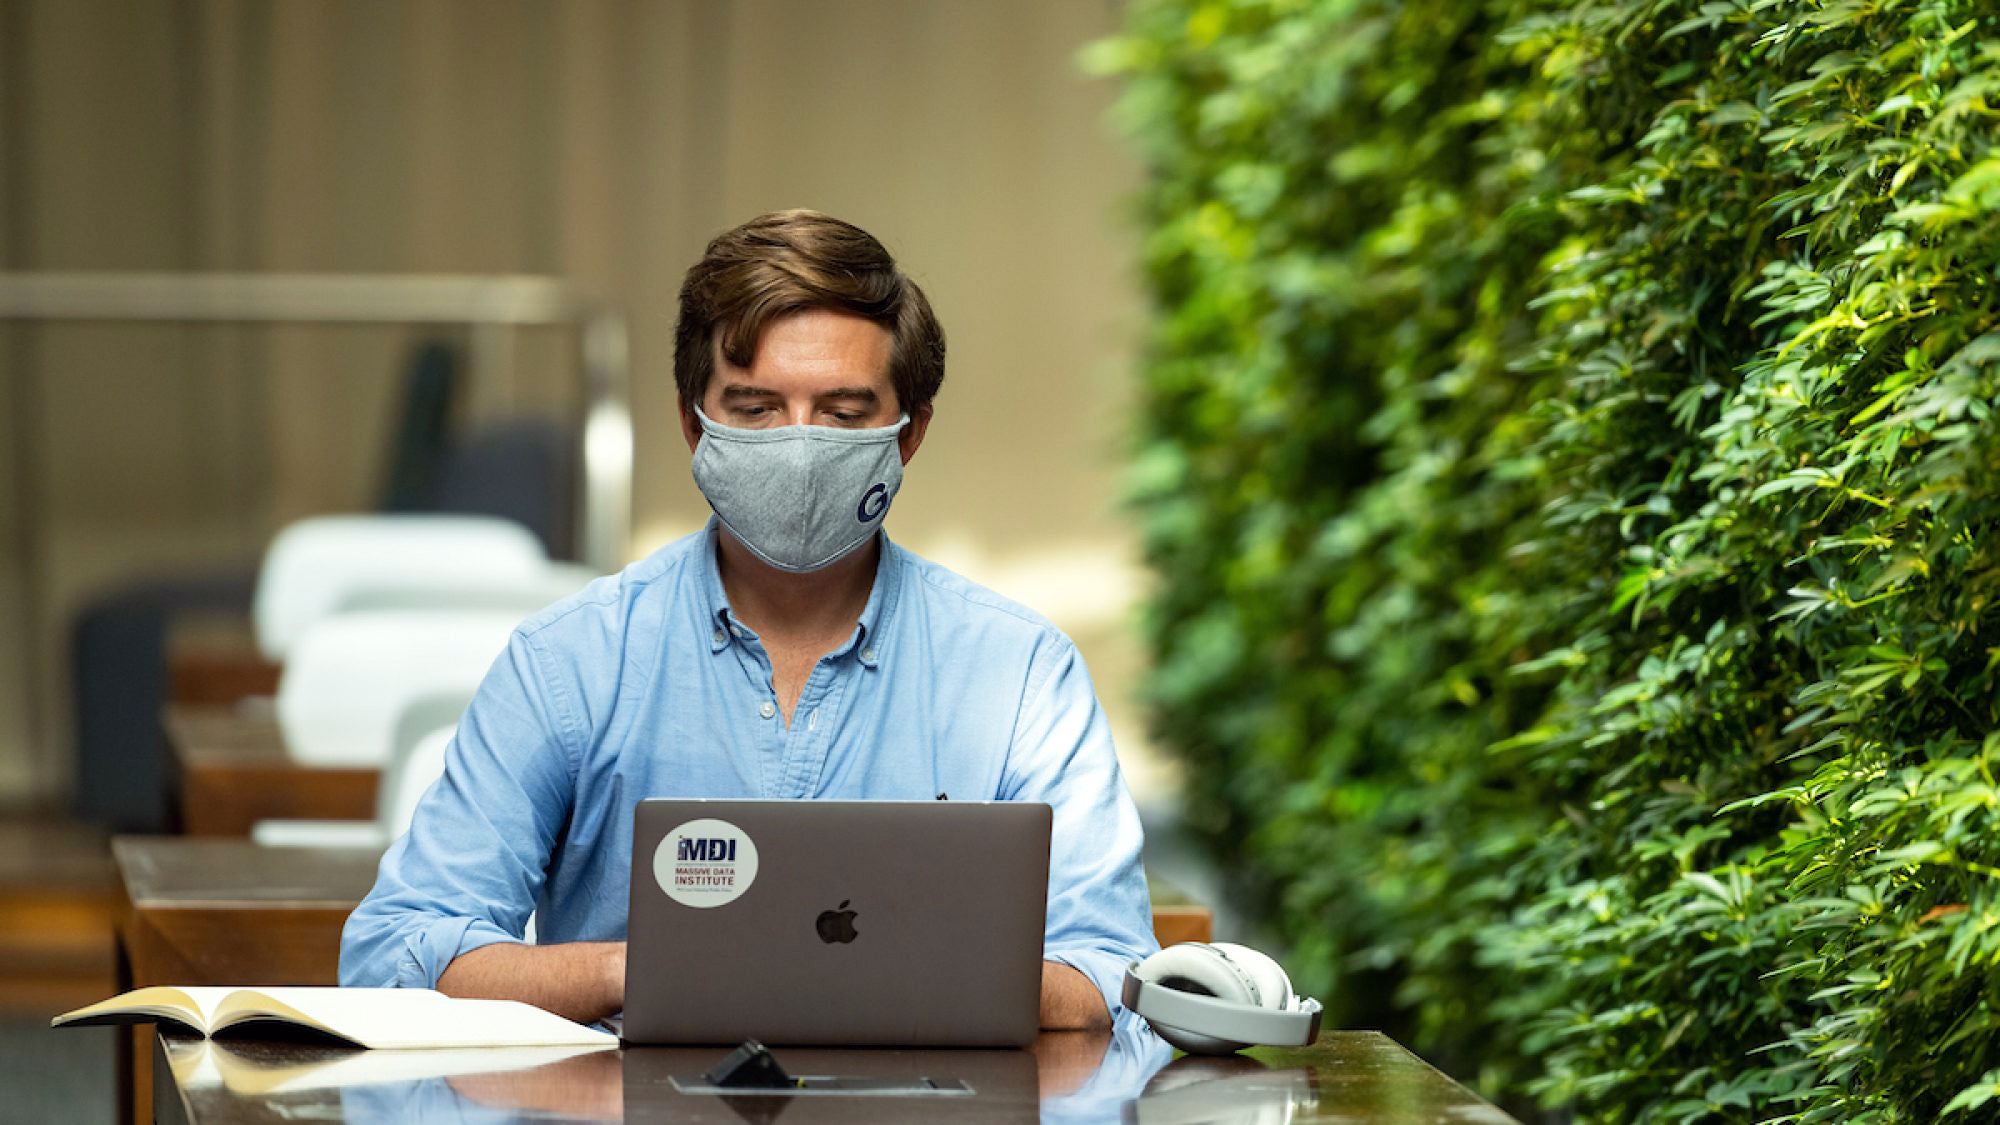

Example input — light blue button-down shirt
[339,522,1158,1016]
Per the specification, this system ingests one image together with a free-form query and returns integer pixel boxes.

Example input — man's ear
[679,396,703,454]
[898,404,933,466]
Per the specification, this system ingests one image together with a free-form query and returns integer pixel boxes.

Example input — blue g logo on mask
[857,483,889,523]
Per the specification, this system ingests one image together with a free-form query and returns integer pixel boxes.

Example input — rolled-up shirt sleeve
[1001,636,1159,1018]
[339,628,578,989]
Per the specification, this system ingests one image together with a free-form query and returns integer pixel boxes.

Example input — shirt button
[759,701,776,720]
[860,646,876,662]
[712,628,726,645]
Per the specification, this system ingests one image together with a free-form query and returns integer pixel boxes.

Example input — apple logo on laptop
[816,900,859,944]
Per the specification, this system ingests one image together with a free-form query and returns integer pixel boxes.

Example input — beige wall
[0,0,1171,807]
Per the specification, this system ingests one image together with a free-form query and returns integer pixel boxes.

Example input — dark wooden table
[153,1025,1520,1123]
[111,840,1215,1122]
[165,705,378,836]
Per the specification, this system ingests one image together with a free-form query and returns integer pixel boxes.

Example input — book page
[51,986,240,1033]
[213,988,616,1050]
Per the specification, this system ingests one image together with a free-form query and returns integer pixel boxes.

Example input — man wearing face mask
[339,210,1158,1030]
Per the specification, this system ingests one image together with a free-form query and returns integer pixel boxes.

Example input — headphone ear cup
[1130,943,1261,1006]
[1129,943,1263,1055]
[1208,942,1295,1012]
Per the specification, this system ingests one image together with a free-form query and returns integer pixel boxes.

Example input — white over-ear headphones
[1123,942,1323,1055]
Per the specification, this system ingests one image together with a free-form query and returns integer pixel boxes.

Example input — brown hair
[673,210,946,413]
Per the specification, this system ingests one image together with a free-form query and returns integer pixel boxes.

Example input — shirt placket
[779,658,851,797]
[724,625,789,796]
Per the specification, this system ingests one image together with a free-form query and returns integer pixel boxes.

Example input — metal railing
[0,272,633,570]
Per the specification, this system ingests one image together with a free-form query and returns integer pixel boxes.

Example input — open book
[51,987,617,1050]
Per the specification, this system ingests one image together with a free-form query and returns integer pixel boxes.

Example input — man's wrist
[598,942,627,1017]
[1040,960,1111,1030]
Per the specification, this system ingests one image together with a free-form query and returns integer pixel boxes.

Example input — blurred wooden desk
[1148,904,1211,946]
[114,837,382,1124]
[165,705,377,836]
[115,837,380,985]
[153,1026,1520,1123]
[0,816,117,1015]
[165,617,280,707]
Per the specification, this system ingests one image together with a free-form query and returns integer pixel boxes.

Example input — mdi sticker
[655,818,759,908]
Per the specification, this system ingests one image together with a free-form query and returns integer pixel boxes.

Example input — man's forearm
[1040,961,1111,1030]
[442,945,1093,1030]
[437,941,625,1024]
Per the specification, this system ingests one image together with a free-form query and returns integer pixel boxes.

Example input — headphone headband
[1123,969,1323,1048]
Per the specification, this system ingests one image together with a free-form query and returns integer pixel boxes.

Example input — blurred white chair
[254,693,467,849]
[257,688,542,945]
[384,726,456,840]
[332,561,600,618]
[252,515,553,661]
[275,609,523,767]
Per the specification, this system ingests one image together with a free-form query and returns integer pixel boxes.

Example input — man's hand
[437,941,625,1025]
[1039,961,1111,1030]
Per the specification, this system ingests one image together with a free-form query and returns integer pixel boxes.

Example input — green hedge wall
[1095,0,2000,1121]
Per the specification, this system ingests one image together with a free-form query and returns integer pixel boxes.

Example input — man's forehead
[711,310,895,389]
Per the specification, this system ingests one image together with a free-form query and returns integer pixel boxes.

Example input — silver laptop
[623,798,1051,1047]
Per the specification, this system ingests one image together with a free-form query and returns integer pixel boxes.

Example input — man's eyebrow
[717,383,780,400]
[817,386,880,402]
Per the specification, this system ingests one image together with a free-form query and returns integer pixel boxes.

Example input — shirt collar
[699,519,734,653]
[699,517,901,667]
[836,536,899,669]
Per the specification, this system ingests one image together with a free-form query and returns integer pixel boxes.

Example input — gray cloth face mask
[690,406,911,573]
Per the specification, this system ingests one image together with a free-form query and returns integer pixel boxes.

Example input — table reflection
[1124,1055,1320,1125]
[164,1019,1505,1124]
[1039,1023,1329,1125]
[1038,1014,1171,1120]
[448,1048,623,1119]
[623,1043,1037,1123]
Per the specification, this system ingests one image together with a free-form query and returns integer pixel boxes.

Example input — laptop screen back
[623,798,1050,1047]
